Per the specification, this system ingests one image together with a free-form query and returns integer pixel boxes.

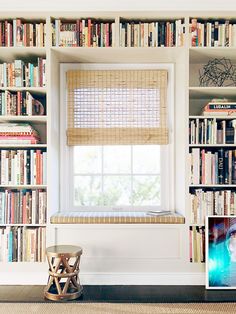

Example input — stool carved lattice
[44,245,83,301]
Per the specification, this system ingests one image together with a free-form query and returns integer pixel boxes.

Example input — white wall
[1,0,236,11]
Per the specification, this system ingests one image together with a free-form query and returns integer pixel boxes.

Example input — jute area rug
[0,303,235,314]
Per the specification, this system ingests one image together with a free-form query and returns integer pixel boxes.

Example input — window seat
[50,211,185,224]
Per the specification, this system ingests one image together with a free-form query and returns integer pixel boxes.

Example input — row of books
[0,226,45,262]
[189,119,236,145]
[189,226,205,263]
[0,91,45,116]
[0,149,47,185]
[189,189,236,225]
[119,20,184,47]
[52,19,115,47]
[0,123,40,144]
[189,148,236,185]
[0,58,46,87]
[0,20,45,47]
[0,189,46,225]
[190,19,236,47]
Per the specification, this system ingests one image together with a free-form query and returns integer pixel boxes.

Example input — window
[60,64,174,212]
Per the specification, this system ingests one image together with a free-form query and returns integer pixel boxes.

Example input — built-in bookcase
[0,11,235,283]
[188,22,236,263]
[0,16,48,264]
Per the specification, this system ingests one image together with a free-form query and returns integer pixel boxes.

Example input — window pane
[103,146,131,174]
[103,176,131,206]
[132,175,161,206]
[74,176,102,206]
[74,146,101,174]
[133,145,160,174]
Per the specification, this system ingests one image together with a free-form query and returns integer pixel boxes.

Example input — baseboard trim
[0,272,205,285]
[81,272,205,285]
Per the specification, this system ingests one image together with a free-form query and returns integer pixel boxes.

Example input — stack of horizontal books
[0,123,40,144]
[202,99,236,116]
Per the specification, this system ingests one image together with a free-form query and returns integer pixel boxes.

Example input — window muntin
[72,145,161,209]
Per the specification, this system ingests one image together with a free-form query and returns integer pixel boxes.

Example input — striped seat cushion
[50,211,185,224]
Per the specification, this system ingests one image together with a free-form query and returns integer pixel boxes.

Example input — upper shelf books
[0,58,46,88]
[119,19,184,47]
[0,91,45,116]
[52,19,115,47]
[190,18,236,47]
[0,19,45,47]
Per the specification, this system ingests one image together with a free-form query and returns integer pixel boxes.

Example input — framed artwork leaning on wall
[206,216,236,289]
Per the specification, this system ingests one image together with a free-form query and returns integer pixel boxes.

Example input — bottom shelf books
[189,189,236,225]
[0,226,45,262]
[0,189,47,224]
[189,226,205,263]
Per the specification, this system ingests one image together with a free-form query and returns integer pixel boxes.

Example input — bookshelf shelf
[189,87,236,98]
[0,116,47,123]
[0,47,46,61]
[0,144,47,148]
[189,46,236,63]
[0,224,47,227]
[0,87,47,94]
[189,115,236,119]
[189,185,236,187]
[189,144,236,147]
[51,46,184,62]
[0,185,47,188]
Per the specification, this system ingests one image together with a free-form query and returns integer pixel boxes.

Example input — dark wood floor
[0,286,236,303]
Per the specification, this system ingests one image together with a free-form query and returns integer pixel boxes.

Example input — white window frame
[60,63,175,212]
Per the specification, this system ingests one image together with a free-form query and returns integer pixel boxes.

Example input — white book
[233,24,236,47]
[112,23,115,47]
[30,150,34,185]
[14,60,23,87]
[226,190,231,215]
[41,227,46,262]
[43,152,47,185]
[37,228,41,262]
[144,23,148,47]
[22,227,26,262]
[26,91,33,116]
[189,194,194,224]
[55,19,60,47]
[205,151,212,185]
[23,150,27,185]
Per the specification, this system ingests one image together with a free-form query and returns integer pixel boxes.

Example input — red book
[88,19,91,47]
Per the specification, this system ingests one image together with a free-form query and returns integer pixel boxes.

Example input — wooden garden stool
[44,245,83,301]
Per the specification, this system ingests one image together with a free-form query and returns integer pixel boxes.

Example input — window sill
[50,211,185,224]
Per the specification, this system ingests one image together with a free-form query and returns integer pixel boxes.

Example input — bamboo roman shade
[66,69,168,145]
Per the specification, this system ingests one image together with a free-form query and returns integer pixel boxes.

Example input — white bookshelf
[0,10,235,281]
[0,17,48,265]
[188,16,236,263]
